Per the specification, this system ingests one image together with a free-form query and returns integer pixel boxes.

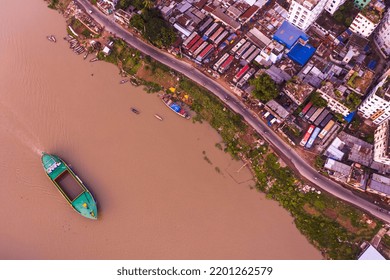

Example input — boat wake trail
[0,101,43,155]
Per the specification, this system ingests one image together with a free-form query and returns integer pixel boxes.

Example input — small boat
[46,35,56,43]
[154,114,163,121]
[83,52,89,60]
[90,57,99,62]
[120,79,128,84]
[131,107,140,114]
[159,94,190,119]
[41,153,97,220]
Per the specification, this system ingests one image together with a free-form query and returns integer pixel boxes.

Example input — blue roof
[287,43,316,66]
[367,60,377,70]
[344,111,356,123]
[273,21,309,49]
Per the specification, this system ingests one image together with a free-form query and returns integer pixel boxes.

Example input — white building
[317,82,351,116]
[373,120,390,165]
[349,12,380,38]
[324,0,346,15]
[358,70,390,125]
[375,9,390,57]
[287,0,328,31]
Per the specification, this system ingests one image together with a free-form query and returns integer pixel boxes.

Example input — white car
[88,10,93,14]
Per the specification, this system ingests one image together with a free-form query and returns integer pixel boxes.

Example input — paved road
[78,0,390,223]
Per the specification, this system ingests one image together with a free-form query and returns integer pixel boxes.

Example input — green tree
[130,14,145,32]
[249,74,278,102]
[116,0,132,10]
[344,92,361,110]
[143,0,154,10]
[310,92,327,108]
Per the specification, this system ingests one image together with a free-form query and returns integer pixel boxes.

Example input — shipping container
[241,45,257,61]
[196,45,214,62]
[192,41,209,58]
[300,125,315,146]
[246,48,261,63]
[309,107,324,123]
[213,53,230,71]
[230,39,246,54]
[233,65,250,83]
[313,109,329,126]
[214,30,229,45]
[320,114,333,128]
[235,42,252,59]
[318,120,335,139]
[299,102,313,117]
[218,55,234,73]
[199,18,213,34]
[305,127,321,149]
[183,32,198,48]
[304,107,318,120]
[209,27,224,42]
[203,22,219,39]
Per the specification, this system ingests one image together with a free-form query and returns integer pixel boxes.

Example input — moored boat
[131,107,140,114]
[90,57,98,62]
[159,94,190,119]
[120,79,128,84]
[154,114,163,121]
[41,153,98,220]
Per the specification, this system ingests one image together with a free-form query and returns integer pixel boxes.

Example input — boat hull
[41,153,98,220]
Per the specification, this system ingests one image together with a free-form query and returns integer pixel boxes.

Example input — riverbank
[47,1,385,259]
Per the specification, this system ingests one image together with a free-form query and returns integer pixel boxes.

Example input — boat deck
[55,170,84,201]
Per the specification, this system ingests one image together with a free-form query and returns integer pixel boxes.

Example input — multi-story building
[373,119,390,165]
[374,9,390,57]
[287,0,328,31]
[349,1,384,38]
[358,70,390,125]
[317,82,351,116]
[325,0,346,15]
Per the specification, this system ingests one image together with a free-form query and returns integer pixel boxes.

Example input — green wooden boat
[41,153,98,220]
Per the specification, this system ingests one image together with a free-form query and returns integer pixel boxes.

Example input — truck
[318,120,335,139]
[213,53,230,71]
[233,64,250,83]
[185,34,201,50]
[230,39,246,54]
[188,37,205,56]
[218,55,234,73]
[309,107,324,123]
[245,48,261,64]
[209,27,224,42]
[241,45,257,61]
[203,22,219,39]
[313,109,329,126]
[182,32,198,48]
[300,125,315,146]
[304,107,318,120]
[320,114,333,128]
[192,41,208,58]
[196,44,214,62]
[299,102,313,117]
[237,68,256,88]
[214,31,229,45]
[198,18,213,34]
[235,41,251,59]
[305,127,321,149]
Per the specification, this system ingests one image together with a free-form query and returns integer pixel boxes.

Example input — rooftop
[294,0,321,10]
[287,42,316,66]
[273,21,309,49]
[360,2,384,24]
[375,76,390,101]
[283,76,314,104]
